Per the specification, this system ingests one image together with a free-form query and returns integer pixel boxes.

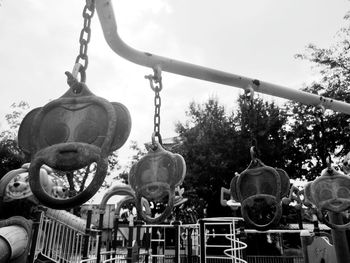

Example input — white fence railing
[35,211,99,263]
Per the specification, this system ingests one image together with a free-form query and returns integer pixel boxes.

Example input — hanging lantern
[230,149,290,230]
[304,166,350,229]
[129,141,186,223]
[17,73,131,209]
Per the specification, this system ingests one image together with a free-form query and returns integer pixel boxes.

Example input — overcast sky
[0,0,349,167]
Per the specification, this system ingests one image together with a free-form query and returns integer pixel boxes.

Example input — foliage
[175,96,287,217]
[115,140,147,184]
[0,101,29,141]
[0,139,25,178]
[285,13,350,180]
[58,150,121,198]
[0,101,29,179]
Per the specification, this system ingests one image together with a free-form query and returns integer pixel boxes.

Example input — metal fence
[34,211,100,263]
[246,256,304,263]
[31,214,305,263]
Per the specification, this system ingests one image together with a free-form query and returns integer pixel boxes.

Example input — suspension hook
[72,63,86,84]
[250,146,257,162]
[145,65,162,92]
[244,85,254,102]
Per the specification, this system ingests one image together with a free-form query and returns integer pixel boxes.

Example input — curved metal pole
[95,0,350,115]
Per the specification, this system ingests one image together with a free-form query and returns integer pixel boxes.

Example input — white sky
[0,0,349,168]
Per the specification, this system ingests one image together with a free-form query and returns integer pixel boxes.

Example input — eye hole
[74,121,101,144]
[337,187,350,199]
[73,106,108,145]
[261,182,274,195]
[320,189,333,200]
[241,185,258,199]
[43,121,69,145]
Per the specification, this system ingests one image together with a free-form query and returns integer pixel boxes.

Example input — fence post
[27,209,43,263]
[112,217,120,261]
[144,227,151,263]
[127,218,134,263]
[187,228,193,263]
[238,223,247,261]
[329,212,350,263]
[199,219,206,263]
[300,230,311,263]
[97,213,104,263]
[173,221,181,263]
[82,210,92,260]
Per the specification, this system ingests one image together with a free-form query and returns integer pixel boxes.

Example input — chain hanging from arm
[244,86,260,160]
[66,0,96,196]
[314,105,332,168]
[69,0,95,88]
[145,66,163,147]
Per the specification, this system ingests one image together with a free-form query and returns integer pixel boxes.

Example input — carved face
[305,172,350,213]
[129,142,186,223]
[4,163,68,202]
[304,167,350,229]
[341,152,350,175]
[231,162,290,230]
[18,78,131,209]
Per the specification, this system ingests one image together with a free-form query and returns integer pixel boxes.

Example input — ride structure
[0,0,350,262]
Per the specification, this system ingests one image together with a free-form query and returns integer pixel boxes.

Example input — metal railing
[201,218,247,263]
[35,211,99,263]
[246,256,304,263]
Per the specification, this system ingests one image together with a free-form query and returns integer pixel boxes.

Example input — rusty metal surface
[129,141,186,223]
[304,167,350,229]
[230,158,290,230]
[18,75,131,209]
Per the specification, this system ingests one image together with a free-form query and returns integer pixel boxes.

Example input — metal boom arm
[95,0,350,115]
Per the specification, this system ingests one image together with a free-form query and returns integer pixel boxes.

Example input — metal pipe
[95,0,350,115]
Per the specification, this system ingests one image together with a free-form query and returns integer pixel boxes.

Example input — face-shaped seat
[304,166,350,229]
[230,159,290,230]
[18,74,131,209]
[129,142,186,223]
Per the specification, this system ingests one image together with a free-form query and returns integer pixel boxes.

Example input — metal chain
[145,67,163,145]
[315,105,332,165]
[244,87,259,157]
[74,0,95,83]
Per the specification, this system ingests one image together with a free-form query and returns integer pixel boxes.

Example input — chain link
[74,0,95,83]
[145,68,163,145]
[244,87,259,156]
[154,87,162,143]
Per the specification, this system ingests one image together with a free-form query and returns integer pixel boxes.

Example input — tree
[0,139,25,178]
[114,140,147,184]
[175,95,288,217]
[285,12,350,180]
[0,101,29,179]
[62,151,122,196]
[0,101,30,141]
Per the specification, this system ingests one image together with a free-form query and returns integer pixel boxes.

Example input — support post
[300,230,311,263]
[187,228,193,263]
[134,220,142,262]
[82,210,92,260]
[173,221,181,263]
[112,217,120,262]
[329,212,350,263]
[238,224,247,261]
[199,219,206,263]
[27,209,43,263]
[97,213,104,263]
[126,219,134,263]
[144,227,151,263]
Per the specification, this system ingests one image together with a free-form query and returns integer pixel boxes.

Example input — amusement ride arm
[95,0,350,115]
